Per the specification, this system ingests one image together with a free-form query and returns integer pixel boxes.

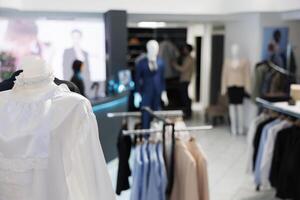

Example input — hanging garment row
[111,110,211,200]
[247,110,300,200]
[252,61,295,102]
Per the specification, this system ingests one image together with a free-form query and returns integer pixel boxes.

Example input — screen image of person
[0,18,106,97]
[63,29,90,82]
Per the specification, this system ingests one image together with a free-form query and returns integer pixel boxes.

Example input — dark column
[104,10,127,80]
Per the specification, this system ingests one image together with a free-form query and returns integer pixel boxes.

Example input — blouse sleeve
[65,106,116,200]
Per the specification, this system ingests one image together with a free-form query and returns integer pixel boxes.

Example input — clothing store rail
[256,97,300,119]
[107,110,184,118]
[122,125,213,135]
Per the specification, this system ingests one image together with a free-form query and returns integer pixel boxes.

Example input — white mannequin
[147,40,159,71]
[20,55,52,78]
[14,56,56,94]
[231,43,240,69]
[229,43,244,135]
[134,40,169,107]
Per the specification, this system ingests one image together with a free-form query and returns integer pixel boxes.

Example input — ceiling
[1,0,300,15]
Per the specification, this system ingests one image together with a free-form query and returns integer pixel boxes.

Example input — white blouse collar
[13,72,55,92]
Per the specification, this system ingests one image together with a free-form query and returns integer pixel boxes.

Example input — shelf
[256,97,300,119]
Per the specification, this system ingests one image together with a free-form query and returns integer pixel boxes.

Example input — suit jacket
[0,70,80,94]
[170,140,199,200]
[186,138,210,200]
[135,57,165,96]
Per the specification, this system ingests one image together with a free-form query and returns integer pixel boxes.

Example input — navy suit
[136,57,165,128]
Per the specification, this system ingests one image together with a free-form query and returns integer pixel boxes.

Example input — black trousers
[179,81,192,117]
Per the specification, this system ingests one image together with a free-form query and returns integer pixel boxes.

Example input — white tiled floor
[108,112,279,200]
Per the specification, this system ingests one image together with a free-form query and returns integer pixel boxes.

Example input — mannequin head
[20,55,51,78]
[146,40,159,61]
[231,43,240,59]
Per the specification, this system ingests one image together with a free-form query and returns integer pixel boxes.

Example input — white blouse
[0,74,115,200]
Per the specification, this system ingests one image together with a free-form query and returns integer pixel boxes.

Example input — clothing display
[170,139,199,200]
[221,59,250,135]
[135,57,165,128]
[130,142,167,200]
[248,111,300,200]
[0,70,80,94]
[251,61,292,101]
[221,59,251,95]
[116,118,210,200]
[0,73,115,200]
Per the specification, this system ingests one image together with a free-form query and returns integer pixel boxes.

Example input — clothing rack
[111,107,212,196]
[256,97,300,119]
[255,97,300,193]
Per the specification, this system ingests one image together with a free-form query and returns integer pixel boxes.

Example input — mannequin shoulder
[54,91,92,112]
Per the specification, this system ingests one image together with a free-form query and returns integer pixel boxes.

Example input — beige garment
[221,59,251,95]
[186,138,210,200]
[170,139,199,200]
[174,55,195,82]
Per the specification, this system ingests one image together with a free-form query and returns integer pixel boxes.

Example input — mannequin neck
[13,72,56,94]
[147,53,157,62]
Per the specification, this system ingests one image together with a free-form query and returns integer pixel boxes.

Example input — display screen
[0,18,106,88]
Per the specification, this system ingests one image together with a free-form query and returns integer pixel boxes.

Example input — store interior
[1,1,300,200]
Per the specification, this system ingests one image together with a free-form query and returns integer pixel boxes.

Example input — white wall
[2,0,300,15]
[186,24,213,108]
[187,25,205,101]
[224,14,261,68]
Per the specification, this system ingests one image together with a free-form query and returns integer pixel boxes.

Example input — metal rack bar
[107,110,184,118]
[122,125,213,135]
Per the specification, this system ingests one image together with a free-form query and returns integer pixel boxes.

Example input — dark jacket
[70,74,85,96]
[0,70,80,94]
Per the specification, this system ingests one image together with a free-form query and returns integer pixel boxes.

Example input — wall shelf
[256,97,300,119]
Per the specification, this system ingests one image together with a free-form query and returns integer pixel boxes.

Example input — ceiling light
[137,22,167,28]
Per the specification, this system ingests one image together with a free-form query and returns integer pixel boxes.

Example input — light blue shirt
[141,142,150,200]
[130,145,143,200]
[157,143,167,200]
[144,143,168,200]
[254,119,281,185]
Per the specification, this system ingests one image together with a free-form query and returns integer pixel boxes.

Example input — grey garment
[251,64,269,101]
[159,41,179,79]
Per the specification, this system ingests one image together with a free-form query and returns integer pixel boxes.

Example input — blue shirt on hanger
[130,145,143,200]
[254,119,281,186]
[157,143,167,200]
[141,142,150,200]
[145,143,161,200]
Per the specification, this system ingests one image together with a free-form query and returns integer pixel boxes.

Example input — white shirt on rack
[0,73,115,200]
